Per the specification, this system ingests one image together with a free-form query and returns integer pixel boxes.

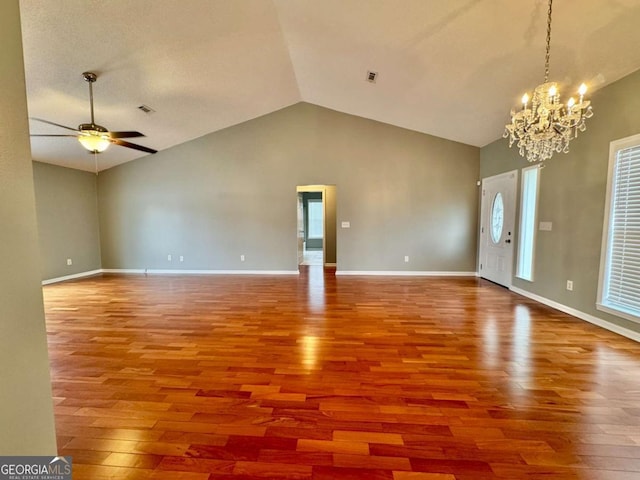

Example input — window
[307,199,323,239]
[517,166,540,281]
[598,134,640,323]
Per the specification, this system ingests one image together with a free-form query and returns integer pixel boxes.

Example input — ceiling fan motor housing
[79,123,108,133]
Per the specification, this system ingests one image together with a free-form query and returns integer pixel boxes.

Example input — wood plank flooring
[42,268,640,479]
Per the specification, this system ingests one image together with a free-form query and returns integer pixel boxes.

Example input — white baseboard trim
[335,270,477,277]
[42,269,102,285]
[102,268,299,275]
[101,269,145,274]
[510,286,640,343]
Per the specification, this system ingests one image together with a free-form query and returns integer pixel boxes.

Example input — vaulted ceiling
[20,0,640,171]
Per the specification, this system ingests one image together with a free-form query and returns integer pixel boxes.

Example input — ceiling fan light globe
[78,133,110,153]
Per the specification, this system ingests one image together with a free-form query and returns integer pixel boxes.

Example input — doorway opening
[296,185,336,269]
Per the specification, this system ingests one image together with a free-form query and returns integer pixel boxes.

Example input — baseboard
[44,268,475,281]
[335,271,477,277]
[101,269,145,274]
[102,268,299,275]
[510,286,640,343]
[42,269,102,285]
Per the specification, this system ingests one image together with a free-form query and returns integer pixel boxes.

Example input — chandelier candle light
[504,0,593,162]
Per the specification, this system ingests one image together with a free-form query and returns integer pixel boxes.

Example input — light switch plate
[341,221,350,228]
[539,221,553,231]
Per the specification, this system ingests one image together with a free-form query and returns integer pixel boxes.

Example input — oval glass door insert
[491,192,504,244]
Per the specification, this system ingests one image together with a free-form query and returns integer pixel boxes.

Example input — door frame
[297,192,305,266]
[297,185,327,268]
[478,170,518,287]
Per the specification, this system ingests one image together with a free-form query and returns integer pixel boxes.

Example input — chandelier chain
[544,0,552,83]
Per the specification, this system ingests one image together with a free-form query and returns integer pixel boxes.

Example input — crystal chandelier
[504,0,593,162]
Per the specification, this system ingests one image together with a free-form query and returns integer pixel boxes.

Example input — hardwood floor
[42,268,640,479]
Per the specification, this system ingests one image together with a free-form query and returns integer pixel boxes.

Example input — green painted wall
[33,162,102,280]
[98,103,480,272]
[0,0,57,455]
[480,67,640,335]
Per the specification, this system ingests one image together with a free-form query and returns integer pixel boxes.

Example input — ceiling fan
[30,72,157,155]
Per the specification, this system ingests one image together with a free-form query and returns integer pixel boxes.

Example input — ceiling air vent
[366,70,378,83]
[138,104,155,114]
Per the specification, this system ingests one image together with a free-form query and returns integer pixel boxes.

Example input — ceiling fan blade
[108,131,145,139]
[111,139,157,154]
[30,134,77,137]
[30,117,79,133]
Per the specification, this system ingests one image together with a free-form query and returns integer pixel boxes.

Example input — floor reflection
[512,305,531,364]
[299,335,319,369]
[483,316,499,369]
[510,305,532,396]
[305,265,325,312]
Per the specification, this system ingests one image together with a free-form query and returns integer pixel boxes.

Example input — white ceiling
[19,0,640,172]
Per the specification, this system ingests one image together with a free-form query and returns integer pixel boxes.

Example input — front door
[479,170,517,287]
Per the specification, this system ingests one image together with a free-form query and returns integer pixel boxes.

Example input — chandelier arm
[544,0,553,83]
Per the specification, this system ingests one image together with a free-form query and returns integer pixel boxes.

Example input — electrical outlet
[404,256,409,263]
[66,258,72,266]
[240,255,245,262]
[167,254,172,261]
[179,255,184,262]
[566,280,573,291]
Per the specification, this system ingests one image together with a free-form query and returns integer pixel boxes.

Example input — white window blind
[600,142,640,320]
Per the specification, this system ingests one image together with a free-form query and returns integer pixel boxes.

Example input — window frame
[597,133,640,324]
[516,165,540,282]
